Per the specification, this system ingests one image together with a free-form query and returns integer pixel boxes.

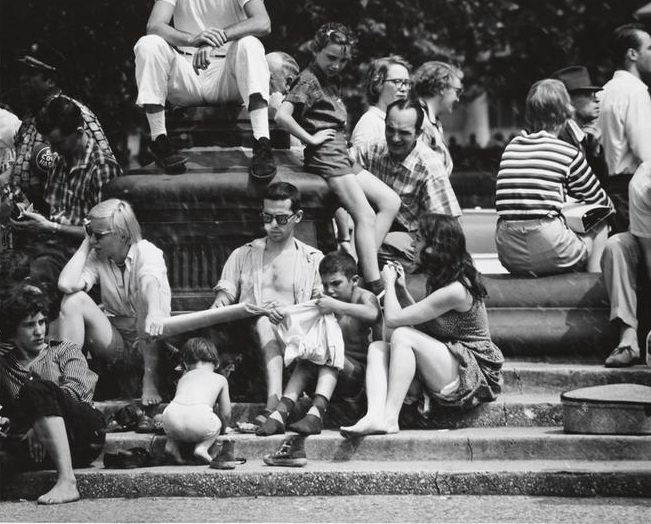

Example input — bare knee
[60,291,92,314]
[235,35,266,57]
[385,191,401,215]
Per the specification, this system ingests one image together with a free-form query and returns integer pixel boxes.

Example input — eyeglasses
[260,212,296,225]
[448,85,464,97]
[385,78,412,88]
[83,219,113,240]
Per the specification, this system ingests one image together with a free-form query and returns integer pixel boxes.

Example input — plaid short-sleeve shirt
[45,133,122,226]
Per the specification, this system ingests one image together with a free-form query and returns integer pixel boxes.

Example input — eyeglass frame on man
[83,219,113,240]
[259,211,297,225]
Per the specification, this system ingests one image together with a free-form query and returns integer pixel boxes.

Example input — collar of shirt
[55,133,94,175]
[368,106,386,121]
[567,119,586,143]
[308,62,341,92]
[398,140,427,173]
[612,69,649,91]
[521,129,557,140]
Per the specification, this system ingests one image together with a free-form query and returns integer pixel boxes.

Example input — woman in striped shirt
[495,79,613,276]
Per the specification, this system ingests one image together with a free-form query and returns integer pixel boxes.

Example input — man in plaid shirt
[351,97,461,266]
[10,96,121,287]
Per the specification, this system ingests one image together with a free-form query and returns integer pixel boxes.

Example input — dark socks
[253,394,280,426]
[256,396,295,436]
[288,394,329,435]
[366,279,384,295]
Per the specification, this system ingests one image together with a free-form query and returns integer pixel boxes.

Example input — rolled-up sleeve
[213,247,243,302]
[56,342,98,403]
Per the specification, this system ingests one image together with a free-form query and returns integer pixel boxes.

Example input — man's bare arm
[223,0,271,41]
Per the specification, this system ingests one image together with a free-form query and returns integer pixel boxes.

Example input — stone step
[96,392,563,429]
[101,427,651,463]
[4,459,651,500]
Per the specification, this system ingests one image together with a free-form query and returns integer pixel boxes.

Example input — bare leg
[194,430,221,464]
[32,416,80,505]
[164,438,185,465]
[57,292,114,353]
[383,327,459,433]
[140,339,162,406]
[340,341,390,435]
[328,174,380,283]
[254,317,284,402]
[356,169,401,248]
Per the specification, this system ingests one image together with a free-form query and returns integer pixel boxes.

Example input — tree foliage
[1,0,648,161]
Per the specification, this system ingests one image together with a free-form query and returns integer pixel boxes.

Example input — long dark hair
[415,213,487,302]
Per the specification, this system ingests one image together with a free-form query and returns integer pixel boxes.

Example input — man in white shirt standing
[598,23,651,233]
[134,0,276,181]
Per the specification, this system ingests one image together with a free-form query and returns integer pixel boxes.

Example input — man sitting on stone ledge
[210,182,323,427]
[0,284,106,505]
[134,0,276,180]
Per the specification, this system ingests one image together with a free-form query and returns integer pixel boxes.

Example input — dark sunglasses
[83,219,112,240]
[260,212,296,225]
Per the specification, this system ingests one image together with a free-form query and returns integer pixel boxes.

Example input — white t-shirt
[629,162,651,238]
[161,0,252,55]
[0,108,21,173]
[350,106,386,148]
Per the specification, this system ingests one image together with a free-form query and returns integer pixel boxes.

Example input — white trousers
[134,34,270,107]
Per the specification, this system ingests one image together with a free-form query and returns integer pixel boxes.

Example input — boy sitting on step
[256,251,381,436]
[162,337,231,464]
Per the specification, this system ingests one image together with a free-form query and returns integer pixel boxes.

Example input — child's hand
[316,295,340,315]
[267,304,287,325]
[310,129,336,146]
[381,263,398,286]
[392,262,407,288]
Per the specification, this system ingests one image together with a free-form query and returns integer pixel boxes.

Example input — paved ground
[1,495,650,522]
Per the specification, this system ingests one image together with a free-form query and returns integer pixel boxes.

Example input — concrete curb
[3,460,651,500]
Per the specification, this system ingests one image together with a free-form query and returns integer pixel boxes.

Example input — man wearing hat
[552,65,608,187]
[8,42,116,216]
[6,43,121,289]
[598,23,651,233]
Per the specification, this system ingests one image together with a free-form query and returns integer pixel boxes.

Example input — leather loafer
[604,345,640,368]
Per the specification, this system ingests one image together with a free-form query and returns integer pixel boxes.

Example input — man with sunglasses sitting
[57,199,170,406]
[210,182,323,426]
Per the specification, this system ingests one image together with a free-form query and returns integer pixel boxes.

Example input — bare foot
[193,446,212,465]
[141,377,162,406]
[340,415,387,437]
[164,440,185,465]
[37,479,80,505]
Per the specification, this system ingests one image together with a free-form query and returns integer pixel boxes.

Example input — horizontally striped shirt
[351,139,461,232]
[0,340,97,407]
[496,130,612,220]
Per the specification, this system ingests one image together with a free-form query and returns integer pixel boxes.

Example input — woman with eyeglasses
[56,198,172,406]
[412,61,464,178]
[350,55,412,148]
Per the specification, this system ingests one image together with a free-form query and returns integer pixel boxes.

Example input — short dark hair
[181,337,220,367]
[263,182,302,213]
[613,23,645,67]
[35,95,82,136]
[364,55,412,105]
[0,283,50,340]
[386,97,424,132]
[319,251,358,279]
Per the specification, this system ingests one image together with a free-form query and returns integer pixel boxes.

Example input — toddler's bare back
[173,368,226,407]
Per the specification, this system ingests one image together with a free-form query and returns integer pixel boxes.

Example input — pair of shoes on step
[149,135,277,182]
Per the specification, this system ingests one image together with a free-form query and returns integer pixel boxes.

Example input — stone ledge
[4,460,651,500]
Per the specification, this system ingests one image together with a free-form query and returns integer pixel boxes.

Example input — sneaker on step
[263,435,307,467]
[250,137,277,183]
[150,135,187,174]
